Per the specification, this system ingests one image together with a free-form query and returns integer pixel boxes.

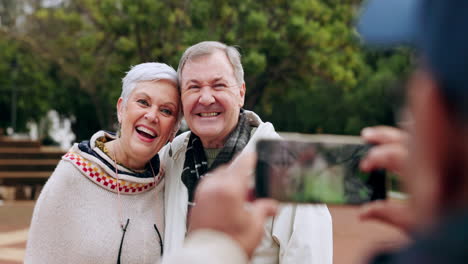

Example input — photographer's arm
[162,153,278,264]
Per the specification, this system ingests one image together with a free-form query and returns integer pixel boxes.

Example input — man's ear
[116,97,124,123]
[239,83,246,107]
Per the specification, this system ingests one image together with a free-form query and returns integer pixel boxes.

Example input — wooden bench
[0,139,64,200]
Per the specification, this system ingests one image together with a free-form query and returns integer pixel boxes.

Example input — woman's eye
[137,99,150,106]
[161,109,173,115]
[188,85,200,89]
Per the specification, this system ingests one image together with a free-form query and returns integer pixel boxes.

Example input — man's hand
[189,153,278,258]
[359,126,415,234]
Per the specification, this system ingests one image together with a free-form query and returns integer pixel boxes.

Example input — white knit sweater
[25,131,165,264]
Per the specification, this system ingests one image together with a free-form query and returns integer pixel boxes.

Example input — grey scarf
[182,110,252,202]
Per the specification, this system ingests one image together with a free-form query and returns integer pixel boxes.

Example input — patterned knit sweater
[25,131,165,264]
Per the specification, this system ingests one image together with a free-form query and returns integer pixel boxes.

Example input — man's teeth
[199,112,219,117]
[136,126,156,137]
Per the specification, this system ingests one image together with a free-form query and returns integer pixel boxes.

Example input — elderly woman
[25,62,181,263]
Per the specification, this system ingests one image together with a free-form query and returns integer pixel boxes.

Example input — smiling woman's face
[117,80,179,168]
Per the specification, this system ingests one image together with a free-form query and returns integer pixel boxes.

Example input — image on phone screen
[255,138,386,204]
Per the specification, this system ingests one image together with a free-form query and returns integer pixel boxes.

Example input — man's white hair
[177,41,245,87]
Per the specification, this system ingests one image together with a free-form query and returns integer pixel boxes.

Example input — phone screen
[255,137,386,204]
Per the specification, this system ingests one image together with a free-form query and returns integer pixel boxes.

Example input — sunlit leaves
[0,0,411,138]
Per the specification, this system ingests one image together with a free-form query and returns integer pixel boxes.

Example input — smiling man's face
[180,50,245,148]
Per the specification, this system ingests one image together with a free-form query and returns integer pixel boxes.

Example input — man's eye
[188,85,200,89]
[214,83,227,88]
[137,99,150,106]
[161,109,173,115]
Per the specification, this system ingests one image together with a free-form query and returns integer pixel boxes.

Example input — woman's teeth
[135,126,156,138]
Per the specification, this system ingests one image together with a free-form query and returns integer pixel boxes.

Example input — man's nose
[198,87,216,105]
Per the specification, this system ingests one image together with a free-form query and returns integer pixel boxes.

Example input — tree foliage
[0,0,411,139]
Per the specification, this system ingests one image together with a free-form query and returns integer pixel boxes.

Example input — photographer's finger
[251,199,278,219]
[361,126,407,145]
[202,158,254,203]
[360,143,407,174]
[228,152,257,195]
[195,166,230,199]
[229,152,257,178]
[359,201,413,234]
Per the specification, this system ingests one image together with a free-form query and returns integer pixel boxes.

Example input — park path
[0,202,408,264]
[0,201,32,264]
[330,204,408,264]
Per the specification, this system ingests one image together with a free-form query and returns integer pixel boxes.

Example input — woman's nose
[144,110,158,123]
[198,87,216,105]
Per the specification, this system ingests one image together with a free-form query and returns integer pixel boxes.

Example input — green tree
[0,0,411,139]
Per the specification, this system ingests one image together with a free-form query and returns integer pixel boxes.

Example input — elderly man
[165,0,468,263]
[161,41,333,264]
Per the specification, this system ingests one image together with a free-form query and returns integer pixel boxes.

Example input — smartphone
[255,134,386,204]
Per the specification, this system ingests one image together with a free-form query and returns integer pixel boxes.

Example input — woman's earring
[168,130,177,157]
[117,123,122,138]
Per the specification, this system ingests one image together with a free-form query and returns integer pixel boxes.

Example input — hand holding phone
[255,135,386,205]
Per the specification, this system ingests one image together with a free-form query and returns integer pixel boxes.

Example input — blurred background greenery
[0,0,412,142]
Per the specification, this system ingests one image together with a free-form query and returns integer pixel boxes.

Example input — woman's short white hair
[120,62,182,134]
[177,41,244,87]
[121,62,178,105]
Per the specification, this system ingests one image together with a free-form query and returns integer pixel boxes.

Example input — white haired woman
[25,62,181,264]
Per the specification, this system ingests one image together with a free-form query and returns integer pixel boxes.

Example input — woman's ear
[116,97,124,123]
